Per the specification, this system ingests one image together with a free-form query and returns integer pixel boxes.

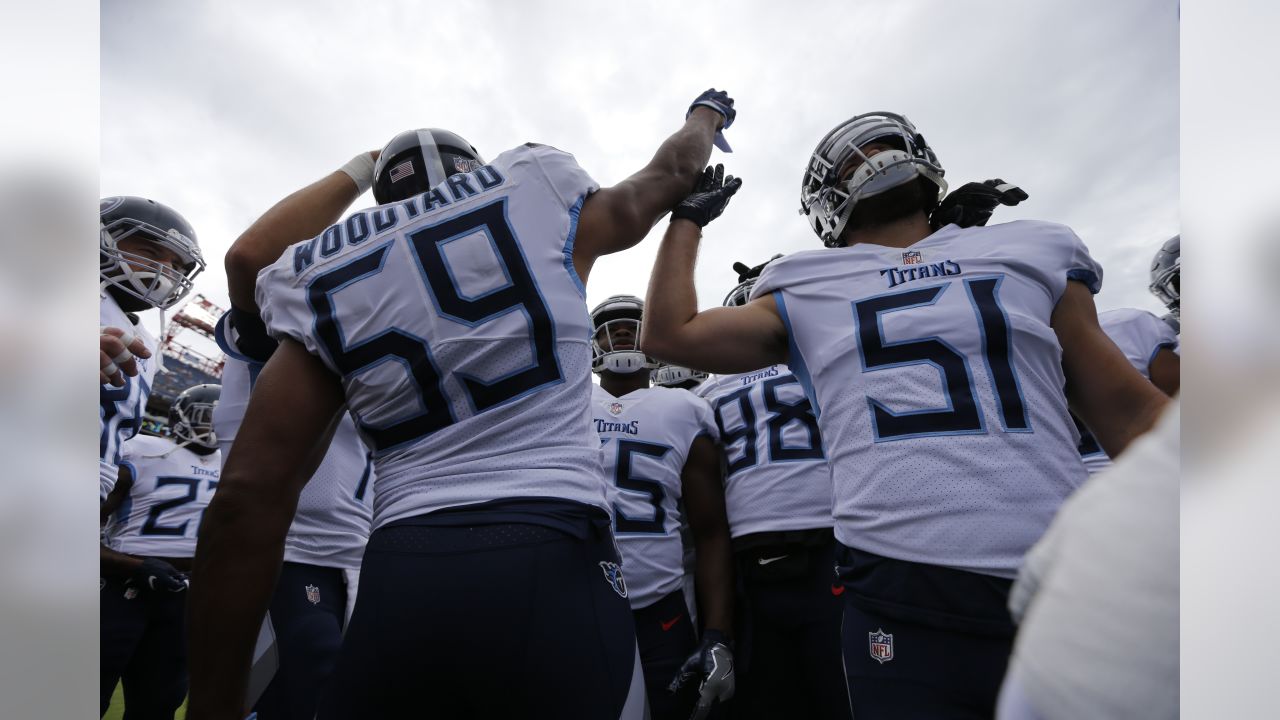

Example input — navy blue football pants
[318,515,643,718]
[836,544,1016,720]
[633,588,699,720]
[732,537,852,720]
[99,576,188,719]
[252,562,348,720]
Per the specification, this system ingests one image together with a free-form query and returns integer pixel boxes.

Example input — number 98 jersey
[257,144,606,530]
[752,220,1102,578]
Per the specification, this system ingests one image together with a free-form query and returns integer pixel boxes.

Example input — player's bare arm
[224,151,378,312]
[642,166,787,372]
[1053,281,1170,458]
[187,339,346,720]
[573,89,733,285]
[681,434,734,638]
[1148,347,1180,396]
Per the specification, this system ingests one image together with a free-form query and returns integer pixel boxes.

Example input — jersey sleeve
[255,248,323,356]
[1029,221,1104,300]
[1100,309,1179,373]
[687,393,718,440]
[523,144,600,210]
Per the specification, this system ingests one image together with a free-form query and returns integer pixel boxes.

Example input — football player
[100,384,220,718]
[692,261,850,720]
[187,89,735,720]
[1149,234,1180,346]
[212,148,382,719]
[642,114,1170,719]
[590,295,734,720]
[100,196,205,499]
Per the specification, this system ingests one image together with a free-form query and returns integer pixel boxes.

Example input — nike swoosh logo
[661,614,683,631]
[757,555,789,565]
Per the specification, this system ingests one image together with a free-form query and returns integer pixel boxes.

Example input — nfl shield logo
[123,587,138,600]
[868,628,894,664]
[304,584,321,605]
[902,251,923,265]
[608,402,624,416]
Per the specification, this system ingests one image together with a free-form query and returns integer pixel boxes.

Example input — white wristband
[339,152,377,194]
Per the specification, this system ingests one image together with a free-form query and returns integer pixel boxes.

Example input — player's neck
[841,213,934,250]
[600,371,650,396]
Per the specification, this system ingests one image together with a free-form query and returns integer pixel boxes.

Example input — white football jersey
[592,384,717,609]
[257,144,605,529]
[752,220,1101,578]
[695,365,832,538]
[100,292,159,499]
[213,312,373,569]
[106,434,220,558]
[1078,308,1179,474]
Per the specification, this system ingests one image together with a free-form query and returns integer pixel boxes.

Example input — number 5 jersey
[752,220,1103,578]
[255,144,606,530]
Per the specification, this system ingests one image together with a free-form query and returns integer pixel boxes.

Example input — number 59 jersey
[592,385,717,609]
[257,144,605,529]
[753,220,1102,578]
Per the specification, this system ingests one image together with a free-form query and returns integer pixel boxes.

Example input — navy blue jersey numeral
[354,453,373,501]
[713,387,758,475]
[761,377,824,461]
[140,476,200,536]
[408,200,561,412]
[308,200,561,452]
[1072,413,1104,457]
[612,440,670,535]
[854,276,1029,442]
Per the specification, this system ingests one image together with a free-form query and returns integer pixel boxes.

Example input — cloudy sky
[102,0,1178,340]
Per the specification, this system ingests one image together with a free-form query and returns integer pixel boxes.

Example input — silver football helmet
[1149,235,1180,320]
[799,112,947,247]
[169,383,220,450]
[590,295,655,374]
[100,196,205,311]
[652,363,709,389]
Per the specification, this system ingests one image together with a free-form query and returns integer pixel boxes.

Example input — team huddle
[99,89,1179,719]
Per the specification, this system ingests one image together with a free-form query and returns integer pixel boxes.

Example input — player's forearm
[641,220,702,362]
[642,108,722,206]
[226,169,362,310]
[187,484,296,719]
[693,531,734,637]
[1084,385,1170,460]
[99,544,142,577]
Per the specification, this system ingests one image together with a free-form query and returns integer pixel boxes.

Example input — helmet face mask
[723,278,756,307]
[1149,235,1180,320]
[590,295,655,375]
[100,197,205,311]
[800,112,947,248]
[651,363,708,389]
[373,128,484,205]
[169,384,220,451]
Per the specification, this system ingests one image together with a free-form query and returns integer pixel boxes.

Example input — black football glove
[133,558,189,592]
[731,254,783,283]
[668,629,735,719]
[686,88,736,152]
[672,164,742,228]
[929,178,1028,230]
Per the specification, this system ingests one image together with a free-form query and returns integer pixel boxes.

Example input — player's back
[753,220,1099,578]
[257,144,603,528]
[695,364,830,539]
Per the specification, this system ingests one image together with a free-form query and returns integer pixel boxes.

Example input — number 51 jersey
[752,220,1102,578]
[257,144,606,529]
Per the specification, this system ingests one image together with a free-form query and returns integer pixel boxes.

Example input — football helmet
[100,196,205,311]
[652,363,709,389]
[799,112,947,247]
[169,383,220,450]
[590,295,655,374]
[1149,235,1180,320]
[373,128,485,205]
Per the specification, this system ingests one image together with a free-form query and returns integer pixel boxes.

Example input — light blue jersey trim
[563,195,588,299]
[772,292,821,419]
